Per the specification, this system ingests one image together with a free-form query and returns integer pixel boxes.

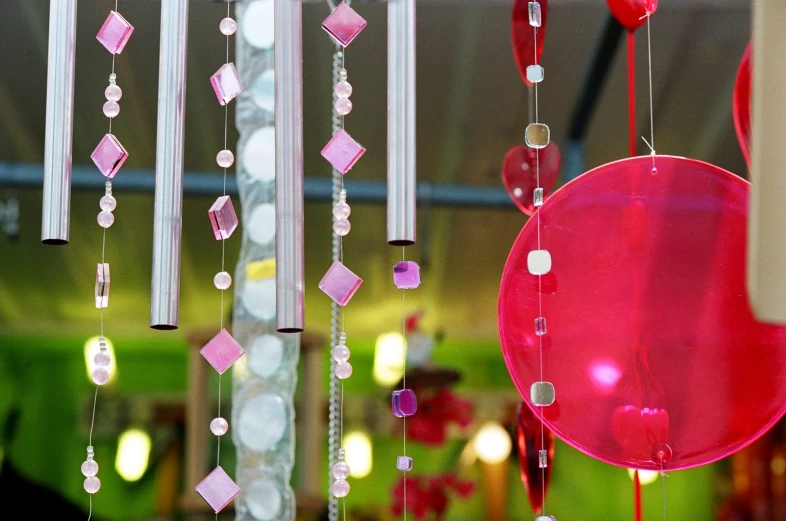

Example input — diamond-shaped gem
[321,129,365,174]
[322,2,367,47]
[91,134,129,178]
[393,261,421,289]
[200,329,245,374]
[97,11,134,54]
[95,263,110,308]
[210,62,243,106]
[208,196,238,240]
[195,466,240,514]
[318,261,362,306]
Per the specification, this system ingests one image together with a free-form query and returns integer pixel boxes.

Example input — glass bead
[105,84,122,101]
[396,456,413,471]
[208,196,239,240]
[527,249,552,275]
[393,261,421,289]
[539,449,548,468]
[210,417,229,436]
[332,460,350,480]
[535,317,547,336]
[335,361,353,380]
[334,98,353,116]
[525,123,551,149]
[91,133,129,178]
[217,149,235,169]
[96,11,134,54]
[84,476,101,494]
[322,2,367,47]
[95,263,110,308]
[526,65,544,83]
[92,368,110,386]
[318,261,363,306]
[200,329,245,375]
[391,389,417,417]
[530,381,555,406]
[535,517,556,521]
[331,479,350,498]
[195,466,240,514]
[333,218,351,236]
[210,62,244,106]
[103,101,120,118]
[333,201,351,220]
[220,17,238,36]
[81,459,99,477]
[533,188,544,207]
[100,195,117,212]
[321,129,365,174]
[94,351,111,367]
[334,81,353,99]
[528,2,542,27]
[332,344,351,363]
[214,271,232,290]
[97,210,115,229]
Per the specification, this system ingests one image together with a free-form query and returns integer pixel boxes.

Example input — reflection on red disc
[733,43,751,168]
[499,156,786,470]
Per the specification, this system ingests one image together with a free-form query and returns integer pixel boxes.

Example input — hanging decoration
[501,143,561,216]
[605,0,657,32]
[390,473,475,521]
[733,42,751,168]
[515,403,554,515]
[511,0,548,89]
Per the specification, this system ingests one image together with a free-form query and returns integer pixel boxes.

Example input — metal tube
[41,0,77,245]
[150,0,189,330]
[387,0,417,245]
[274,0,305,333]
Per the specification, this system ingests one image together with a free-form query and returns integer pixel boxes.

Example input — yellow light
[473,422,511,464]
[115,428,152,482]
[84,336,117,383]
[628,468,659,485]
[373,332,407,386]
[342,431,372,478]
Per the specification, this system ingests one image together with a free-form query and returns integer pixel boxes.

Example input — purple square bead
[318,261,363,306]
[195,466,240,514]
[393,261,421,289]
[96,11,134,54]
[208,196,239,240]
[95,263,110,309]
[91,133,129,178]
[322,2,367,47]
[396,456,413,471]
[200,329,245,375]
[210,62,243,106]
[391,389,417,418]
[321,129,365,174]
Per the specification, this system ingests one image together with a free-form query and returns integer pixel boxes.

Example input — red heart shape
[511,0,548,87]
[606,0,657,32]
[501,143,561,216]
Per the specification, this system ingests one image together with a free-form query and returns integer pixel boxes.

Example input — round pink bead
[332,461,350,480]
[334,81,353,99]
[100,195,117,212]
[331,479,350,498]
[81,459,99,477]
[334,98,352,116]
[94,351,111,368]
[105,85,122,102]
[214,271,232,290]
[210,417,229,436]
[220,17,238,36]
[335,362,353,380]
[216,149,235,169]
[103,101,120,118]
[84,476,101,494]
[92,368,110,386]
[97,210,114,229]
[333,219,351,237]
[332,345,350,363]
[332,201,351,220]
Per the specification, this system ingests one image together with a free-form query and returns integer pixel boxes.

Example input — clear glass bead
[539,449,548,468]
[81,459,99,477]
[331,479,350,498]
[533,188,544,207]
[535,317,547,336]
[105,84,122,102]
[216,149,235,169]
[214,271,232,290]
[333,201,351,220]
[332,344,350,363]
[339,68,348,82]
[220,17,238,35]
[334,81,353,99]
[210,417,229,436]
[334,98,353,116]
[525,123,550,149]
[97,210,114,229]
[528,1,542,27]
[333,218,351,236]
[332,460,350,480]
[100,195,117,212]
[103,101,120,118]
[527,249,552,275]
[84,476,101,494]
[94,351,111,367]
[335,361,353,380]
[92,368,110,386]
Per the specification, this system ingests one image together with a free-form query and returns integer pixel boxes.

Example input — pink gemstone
[392,389,417,417]
[96,11,134,54]
[95,263,110,308]
[91,134,129,178]
[208,196,239,240]
[318,261,363,306]
[321,129,365,174]
[396,456,413,471]
[393,261,421,289]
[200,329,245,374]
[195,466,240,514]
[210,62,243,106]
[322,2,367,47]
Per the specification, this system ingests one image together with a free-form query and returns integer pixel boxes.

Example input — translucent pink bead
[214,271,232,290]
[92,368,110,386]
[103,101,120,118]
[94,351,111,367]
[334,98,353,116]
[332,461,350,480]
[335,361,353,380]
[84,476,101,494]
[97,210,114,228]
[210,417,229,436]
[105,84,122,101]
[332,344,350,363]
[334,81,353,99]
[81,459,99,477]
[333,218,351,236]
[217,150,235,169]
[331,479,350,498]
[220,17,237,36]
[333,201,351,220]
[100,195,117,212]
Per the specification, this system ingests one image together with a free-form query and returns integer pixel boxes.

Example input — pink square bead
[318,261,363,306]
[321,129,365,174]
[208,196,239,240]
[96,11,134,54]
[200,329,245,375]
[392,389,417,417]
[95,263,110,309]
[393,261,421,289]
[322,2,367,47]
[210,62,243,106]
[195,466,240,514]
[91,134,129,179]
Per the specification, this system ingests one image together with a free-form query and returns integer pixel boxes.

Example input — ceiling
[0,0,750,342]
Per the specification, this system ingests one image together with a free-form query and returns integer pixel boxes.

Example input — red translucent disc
[511,0,548,87]
[733,43,751,168]
[499,156,786,470]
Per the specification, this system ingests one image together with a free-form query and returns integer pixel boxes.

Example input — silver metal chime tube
[150,0,189,330]
[387,0,417,245]
[274,0,305,333]
[41,0,78,245]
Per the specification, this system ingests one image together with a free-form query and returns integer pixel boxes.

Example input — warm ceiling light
[373,332,407,386]
[116,428,152,482]
[343,431,372,478]
[628,468,659,485]
[84,336,117,383]
[473,422,512,464]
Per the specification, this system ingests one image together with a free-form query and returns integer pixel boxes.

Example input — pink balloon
[511,0,548,87]
[733,43,751,168]
[499,156,786,470]
[606,0,658,32]
[501,143,561,216]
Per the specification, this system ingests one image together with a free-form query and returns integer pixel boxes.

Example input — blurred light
[628,468,659,485]
[84,336,117,383]
[342,431,372,478]
[373,332,407,386]
[115,428,151,482]
[459,440,478,467]
[473,422,512,464]
[772,456,786,476]
[589,360,621,390]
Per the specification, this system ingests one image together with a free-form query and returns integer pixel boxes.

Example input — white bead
[214,271,232,290]
[105,84,122,101]
[220,17,238,36]
[332,201,351,220]
[81,459,99,477]
[100,195,117,212]
[530,381,555,406]
[331,479,350,498]
[84,476,101,494]
[217,149,235,168]
[97,210,114,229]
[334,81,353,99]
[210,417,229,436]
[335,361,353,380]
[527,249,552,275]
[332,461,350,480]
[331,344,350,363]
[103,101,120,118]
[94,351,111,367]
[334,98,352,116]
[333,218,351,236]
[92,368,110,386]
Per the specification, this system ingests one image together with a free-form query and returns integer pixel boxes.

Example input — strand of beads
[81,446,101,494]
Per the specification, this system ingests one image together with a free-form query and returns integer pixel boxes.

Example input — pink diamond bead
[92,368,110,386]
[318,261,363,306]
[396,456,413,471]
[335,361,353,379]
[210,62,244,106]
[84,476,101,494]
[393,261,421,289]
[200,329,245,375]
[331,479,350,498]
[81,459,99,477]
[195,466,241,514]
[95,263,110,308]
[322,2,367,47]
[391,389,417,418]
[208,195,239,240]
[91,134,129,178]
[210,417,229,436]
[96,11,134,54]
[321,129,365,174]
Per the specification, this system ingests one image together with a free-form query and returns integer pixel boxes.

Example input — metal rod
[274,0,305,333]
[41,0,77,245]
[150,0,189,330]
[387,0,417,245]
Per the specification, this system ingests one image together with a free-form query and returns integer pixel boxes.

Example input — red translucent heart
[515,403,555,515]
[733,43,751,168]
[605,0,657,32]
[501,143,561,216]
[511,0,548,87]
